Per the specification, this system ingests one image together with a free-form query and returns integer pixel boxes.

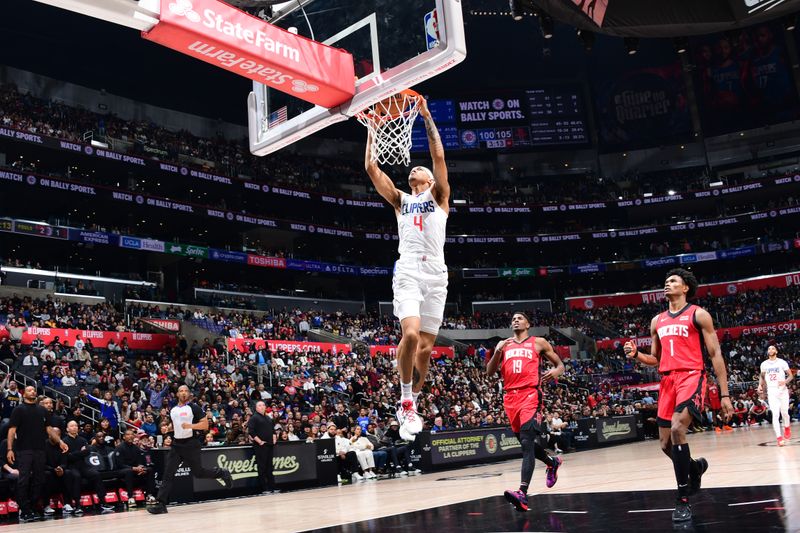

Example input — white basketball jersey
[397,189,447,260]
[761,357,790,392]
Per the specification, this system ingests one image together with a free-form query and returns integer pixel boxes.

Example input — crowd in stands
[0,295,134,335]
[3,83,795,210]
[0,280,795,518]
[575,286,800,338]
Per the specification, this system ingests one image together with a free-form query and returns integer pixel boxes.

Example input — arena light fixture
[709,181,724,187]
[577,29,595,51]
[509,0,523,21]
[539,14,554,39]
[643,192,653,197]
[674,37,688,54]
[668,190,676,195]
[624,37,639,55]
[784,14,797,31]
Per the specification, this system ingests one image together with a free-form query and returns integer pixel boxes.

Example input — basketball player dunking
[625,268,734,523]
[365,98,449,440]
[485,312,565,512]
[758,345,793,446]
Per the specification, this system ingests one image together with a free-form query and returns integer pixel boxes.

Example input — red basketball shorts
[657,370,707,427]
[504,387,542,434]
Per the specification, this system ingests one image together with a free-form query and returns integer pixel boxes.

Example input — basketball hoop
[356,89,423,167]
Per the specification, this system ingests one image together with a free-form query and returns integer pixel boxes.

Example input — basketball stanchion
[355,89,423,167]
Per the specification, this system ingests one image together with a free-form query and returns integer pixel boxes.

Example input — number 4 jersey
[397,188,447,260]
[500,337,541,390]
[656,304,706,373]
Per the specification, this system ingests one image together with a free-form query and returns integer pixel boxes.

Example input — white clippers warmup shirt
[761,358,791,397]
[171,402,203,440]
[397,189,447,262]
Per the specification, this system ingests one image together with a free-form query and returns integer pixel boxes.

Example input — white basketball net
[356,92,422,167]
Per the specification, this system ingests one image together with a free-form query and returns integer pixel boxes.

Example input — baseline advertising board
[412,86,589,151]
[595,415,641,444]
[423,427,522,469]
[152,441,336,503]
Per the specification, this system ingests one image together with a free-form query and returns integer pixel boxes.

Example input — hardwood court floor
[7,424,800,532]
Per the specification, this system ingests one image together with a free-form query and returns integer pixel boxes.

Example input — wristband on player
[720,395,729,398]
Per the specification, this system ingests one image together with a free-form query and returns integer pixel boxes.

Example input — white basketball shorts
[392,257,448,335]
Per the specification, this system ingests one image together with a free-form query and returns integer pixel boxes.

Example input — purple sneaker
[503,489,529,512]
[545,456,562,488]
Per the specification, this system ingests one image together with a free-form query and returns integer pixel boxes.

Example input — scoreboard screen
[412,85,589,151]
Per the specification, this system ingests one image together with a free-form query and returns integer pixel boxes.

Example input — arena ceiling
[525,0,800,37]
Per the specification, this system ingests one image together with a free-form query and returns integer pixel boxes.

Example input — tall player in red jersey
[486,312,565,513]
[624,269,734,523]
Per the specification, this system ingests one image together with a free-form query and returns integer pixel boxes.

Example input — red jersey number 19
[413,215,423,231]
[512,359,523,374]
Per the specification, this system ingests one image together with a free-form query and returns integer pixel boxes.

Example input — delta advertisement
[227,338,351,354]
[566,270,800,310]
[20,328,176,350]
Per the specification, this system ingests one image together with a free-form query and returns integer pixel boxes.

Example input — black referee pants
[253,444,275,491]
[156,439,222,504]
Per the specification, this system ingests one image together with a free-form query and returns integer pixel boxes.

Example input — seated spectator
[62,420,115,514]
[349,425,377,479]
[114,429,156,505]
[321,423,362,482]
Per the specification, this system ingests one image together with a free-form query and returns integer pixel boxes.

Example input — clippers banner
[227,339,351,354]
[143,0,355,107]
[21,328,176,350]
[370,345,455,359]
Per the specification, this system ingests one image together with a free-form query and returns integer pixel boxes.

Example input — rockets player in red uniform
[625,269,733,523]
[486,312,565,513]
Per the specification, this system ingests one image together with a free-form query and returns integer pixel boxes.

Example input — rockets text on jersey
[656,304,705,372]
[397,188,447,260]
[500,337,540,390]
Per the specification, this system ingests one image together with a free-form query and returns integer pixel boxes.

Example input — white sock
[412,391,421,405]
[401,382,413,401]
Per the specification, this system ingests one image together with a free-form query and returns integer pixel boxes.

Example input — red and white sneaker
[778,436,786,447]
[396,400,422,441]
[784,426,792,440]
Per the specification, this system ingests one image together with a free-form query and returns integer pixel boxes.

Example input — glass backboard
[247,0,465,156]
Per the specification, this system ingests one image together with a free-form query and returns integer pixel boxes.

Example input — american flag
[268,106,288,128]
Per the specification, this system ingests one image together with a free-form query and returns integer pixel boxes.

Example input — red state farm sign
[143,0,355,108]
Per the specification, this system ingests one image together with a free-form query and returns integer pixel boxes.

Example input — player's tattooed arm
[412,367,422,389]
[364,129,401,210]
[419,99,450,202]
